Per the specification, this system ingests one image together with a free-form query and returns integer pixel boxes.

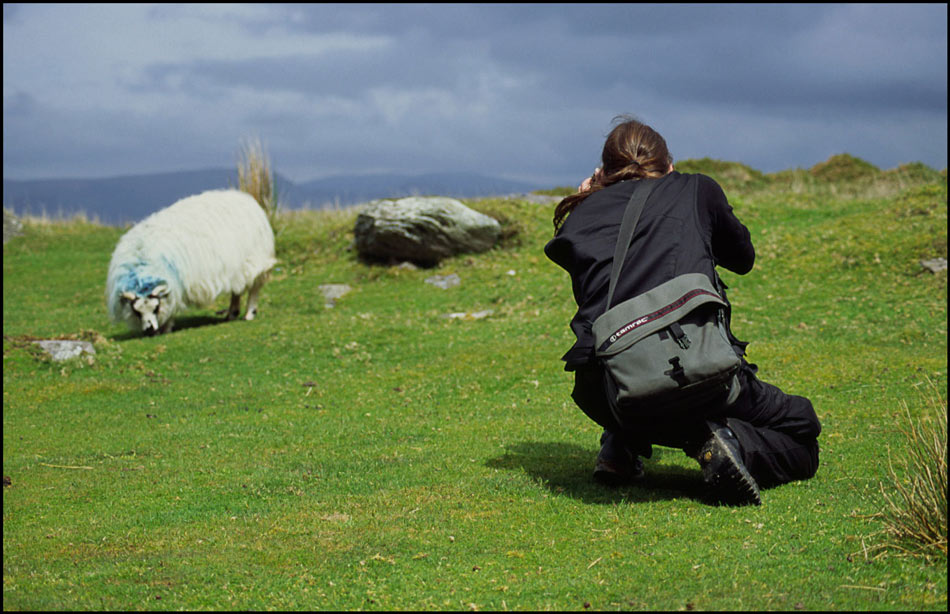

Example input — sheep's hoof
[244,310,256,321]
[217,308,239,321]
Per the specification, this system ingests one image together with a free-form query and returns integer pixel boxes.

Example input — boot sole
[700,430,761,506]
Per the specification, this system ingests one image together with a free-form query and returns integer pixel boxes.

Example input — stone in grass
[920,257,947,273]
[34,340,95,362]
[442,309,494,320]
[425,273,461,289]
[354,196,500,266]
[318,283,352,308]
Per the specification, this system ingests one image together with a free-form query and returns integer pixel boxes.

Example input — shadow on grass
[108,314,228,341]
[486,440,707,505]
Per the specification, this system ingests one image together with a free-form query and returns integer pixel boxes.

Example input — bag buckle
[665,356,689,386]
[668,322,691,350]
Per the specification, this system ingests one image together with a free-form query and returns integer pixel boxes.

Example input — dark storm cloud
[473,4,947,116]
[132,40,471,99]
[136,4,947,118]
[2,3,946,182]
[2,89,235,178]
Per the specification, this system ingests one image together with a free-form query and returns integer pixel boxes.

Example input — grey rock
[354,196,500,265]
[920,257,947,273]
[318,283,352,308]
[442,309,494,320]
[34,340,95,362]
[425,273,461,289]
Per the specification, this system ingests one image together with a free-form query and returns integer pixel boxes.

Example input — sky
[3,3,947,187]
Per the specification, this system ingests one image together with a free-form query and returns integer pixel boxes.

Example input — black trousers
[571,360,821,489]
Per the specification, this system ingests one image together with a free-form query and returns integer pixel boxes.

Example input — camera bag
[592,179,741,421]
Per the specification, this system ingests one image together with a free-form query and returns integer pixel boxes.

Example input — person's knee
[790,395,822,440]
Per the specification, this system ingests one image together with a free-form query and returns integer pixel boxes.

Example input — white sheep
[106,189,276,336]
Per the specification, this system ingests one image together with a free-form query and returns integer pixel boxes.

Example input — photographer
[544,116,821,505]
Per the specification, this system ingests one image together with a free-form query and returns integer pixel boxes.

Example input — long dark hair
[553,115,673,232]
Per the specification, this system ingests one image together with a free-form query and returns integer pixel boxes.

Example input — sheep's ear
[120,291,137,304]
[150,284,169,298]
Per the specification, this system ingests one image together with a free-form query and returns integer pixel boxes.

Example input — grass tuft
[236,137,283,233]
[874,379,948,559]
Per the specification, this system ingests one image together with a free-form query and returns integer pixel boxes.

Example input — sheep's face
[120,284,170,336]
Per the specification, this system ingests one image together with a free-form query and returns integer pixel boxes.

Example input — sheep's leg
[226,293,241,321]
[160,317,175,334]
[244,276,266,321]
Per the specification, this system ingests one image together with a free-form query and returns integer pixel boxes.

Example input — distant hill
[2,169,545,226]
[8,155,943,227]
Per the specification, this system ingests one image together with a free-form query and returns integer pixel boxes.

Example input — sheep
[106,189,276,336]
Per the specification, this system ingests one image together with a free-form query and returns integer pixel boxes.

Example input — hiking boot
[593,434,645,486]
[593,455,645,485]
[695,424,761,506]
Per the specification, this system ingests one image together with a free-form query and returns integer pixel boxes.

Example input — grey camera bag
[592,179,741,419]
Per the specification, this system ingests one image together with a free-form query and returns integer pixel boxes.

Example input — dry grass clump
[874,379,948,559]
[237,137,281,220]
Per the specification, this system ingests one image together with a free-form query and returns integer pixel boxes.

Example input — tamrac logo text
[609,317,648,343]
[604,289,719,347]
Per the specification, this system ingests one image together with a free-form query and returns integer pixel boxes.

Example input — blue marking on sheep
[116,265,165,297]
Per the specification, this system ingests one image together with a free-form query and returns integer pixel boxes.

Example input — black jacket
[544,171,755,370]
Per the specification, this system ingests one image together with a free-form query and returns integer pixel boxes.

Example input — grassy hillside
[3,156,947,610]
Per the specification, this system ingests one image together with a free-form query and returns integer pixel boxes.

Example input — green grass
[3,157,947,610]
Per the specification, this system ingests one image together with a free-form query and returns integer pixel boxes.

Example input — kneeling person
[544,116,821,505]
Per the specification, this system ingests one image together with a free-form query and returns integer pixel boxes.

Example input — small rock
[34,340,95,362]
[318,284,352,308]
[442,310,493,320]
[425,273,460,289]
[920,257,947,273]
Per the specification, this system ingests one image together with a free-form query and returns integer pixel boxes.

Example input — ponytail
[553,115,672,232]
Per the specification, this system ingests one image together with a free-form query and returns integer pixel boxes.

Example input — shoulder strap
[606,178,658,310]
